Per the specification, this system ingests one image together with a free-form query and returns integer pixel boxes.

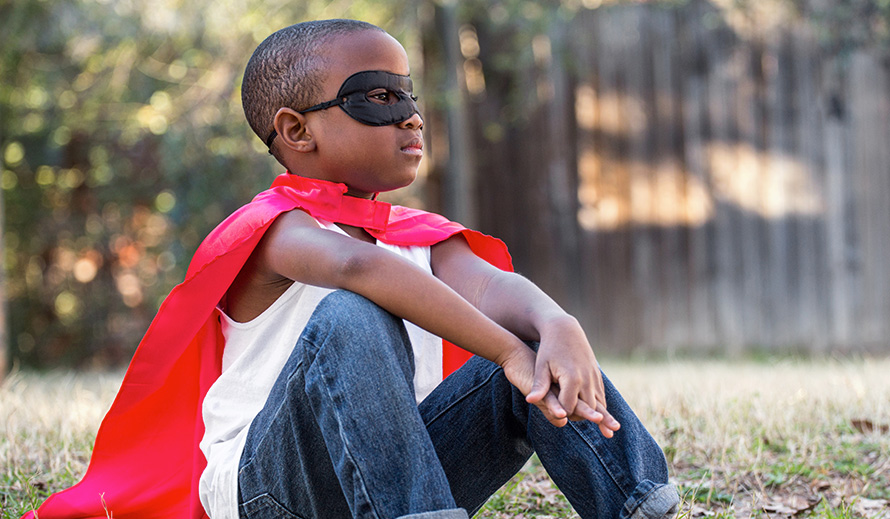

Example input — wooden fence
[427,1,890,354]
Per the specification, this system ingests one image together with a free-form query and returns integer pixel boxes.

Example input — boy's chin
[378,173,419,193]
[340,166,419,197]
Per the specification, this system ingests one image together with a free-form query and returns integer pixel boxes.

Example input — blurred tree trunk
[435,0,477,228]
[1,182,6,382]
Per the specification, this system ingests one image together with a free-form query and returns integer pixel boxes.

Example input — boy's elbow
[332,249,381,288]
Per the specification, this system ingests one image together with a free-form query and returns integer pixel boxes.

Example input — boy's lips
[401,138,424,156]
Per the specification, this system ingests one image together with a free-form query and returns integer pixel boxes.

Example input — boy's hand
[524,317,620,437]
[498,344,571,427]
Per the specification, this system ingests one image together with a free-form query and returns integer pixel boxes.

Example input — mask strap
[265,129,278,153]
[266,96,350,154]
[299,97,346,115]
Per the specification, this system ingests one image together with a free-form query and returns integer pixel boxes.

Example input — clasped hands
[499,320,620,437]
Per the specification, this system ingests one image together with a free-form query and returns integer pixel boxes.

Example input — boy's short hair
[241,19,384,150]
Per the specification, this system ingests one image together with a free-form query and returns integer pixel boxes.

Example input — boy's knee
[316,290,397,327]
[317,289,375,309]
[302,290,415,385]
[309,290,410,352]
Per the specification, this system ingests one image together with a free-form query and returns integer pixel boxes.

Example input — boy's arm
[256,209,568,424]
[431,234,620,436]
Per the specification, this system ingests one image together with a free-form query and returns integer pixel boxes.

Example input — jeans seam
[239,359,306,488]
[423,362,502,427]
[308,335,383,519]
[568,420,631,502]
[240,493,304,519]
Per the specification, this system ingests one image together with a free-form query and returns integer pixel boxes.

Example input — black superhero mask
[265,70,420,149]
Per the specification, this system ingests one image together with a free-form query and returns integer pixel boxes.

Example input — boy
[23,19,677,519]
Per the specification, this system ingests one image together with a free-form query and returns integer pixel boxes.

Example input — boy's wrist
[492,334,532,368]
[535,312,581,338]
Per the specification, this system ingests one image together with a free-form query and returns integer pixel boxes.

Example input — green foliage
[0,0,423,368]
[812,498,858,519]
[797,0,890,55]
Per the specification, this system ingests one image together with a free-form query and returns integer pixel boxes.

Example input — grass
[1,370,123,518]
[2,358,889,519]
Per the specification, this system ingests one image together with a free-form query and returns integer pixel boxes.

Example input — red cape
[22,173,512,519]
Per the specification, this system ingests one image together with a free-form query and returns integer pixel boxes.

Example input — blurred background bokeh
[1,0,889,375]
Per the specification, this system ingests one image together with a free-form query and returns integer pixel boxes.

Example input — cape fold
[22,173,512,519]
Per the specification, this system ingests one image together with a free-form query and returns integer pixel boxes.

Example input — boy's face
[305,30,424,197]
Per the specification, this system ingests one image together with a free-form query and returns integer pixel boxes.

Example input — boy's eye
[367,89,400,105]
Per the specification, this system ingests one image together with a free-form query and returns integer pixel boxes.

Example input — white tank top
[198,217,443,519]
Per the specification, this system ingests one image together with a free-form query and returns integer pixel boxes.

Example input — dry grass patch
[3,358,889,519]
[1,370,122,518]
[478,357,890,518]
[607,357,890,519]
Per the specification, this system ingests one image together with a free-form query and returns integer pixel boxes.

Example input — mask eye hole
[366,88,402,105]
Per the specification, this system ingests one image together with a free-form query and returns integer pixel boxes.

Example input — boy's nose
[398,112,423,130]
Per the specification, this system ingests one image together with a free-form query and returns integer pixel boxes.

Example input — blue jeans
[237,291,678,519]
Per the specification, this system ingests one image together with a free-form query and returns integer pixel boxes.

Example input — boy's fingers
[544,388,567,419]
[533,391,568,427]
[581,386,609,419]
[525,362,552,404]
[556,379,579,418]
[525,384,546,404]
[567,400,603,423]
[596,402,620,432]
[593,371,607,407]
[596,402,620,437]
[583,402,618,438]
[566,400,620,440]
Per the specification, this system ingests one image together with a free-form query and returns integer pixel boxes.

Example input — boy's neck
[344,187,376,200]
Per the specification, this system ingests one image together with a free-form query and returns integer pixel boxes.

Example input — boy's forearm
[430,235,577,344]
[333,247,528,367]
[475,271,576,343]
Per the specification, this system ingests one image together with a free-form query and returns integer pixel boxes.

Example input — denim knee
[301,289,415,382]
[315,290,400,329]
[309,290,410,347]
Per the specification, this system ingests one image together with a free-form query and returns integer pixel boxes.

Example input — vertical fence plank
[821,57,856,348]
[621,4,661,352]
[879,57,890,348]
[849,51,890,348]
[650,7,690,350]
[763,31,797,349]
[544,18,583,313]
[791,23,829,352]
[705,20,747,353]
[734,32,766,348]
[679,1,718,350]
[436,3,478,229]
[567,14,602,346]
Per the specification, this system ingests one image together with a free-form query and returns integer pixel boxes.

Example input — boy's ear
[273,107,316,153]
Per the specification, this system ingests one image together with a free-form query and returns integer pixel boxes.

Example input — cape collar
[269,173,391,232]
